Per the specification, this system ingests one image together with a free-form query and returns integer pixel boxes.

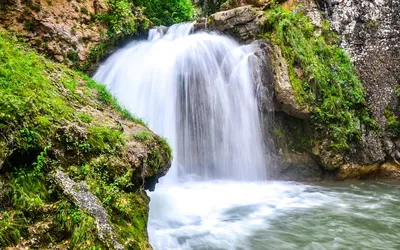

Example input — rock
[221,0,272,10]
[273,151,324,181]
[379,162,400,180]
[0,0,109,66]
[338,163,380,179]
[55,170,124,250]
[206,5,266,43]
[317,0,400,163]
[312,140,345,169]
[270,44,310,119]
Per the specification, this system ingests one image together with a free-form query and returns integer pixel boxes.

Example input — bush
[133,0,194,26]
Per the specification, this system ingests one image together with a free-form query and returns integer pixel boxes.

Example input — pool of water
[148,181,400,250]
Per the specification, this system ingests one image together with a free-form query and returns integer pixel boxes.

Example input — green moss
[0,211,27,247]
[82,0,194,71]
[78,113,93,124]
[87,126,124,153]
[55,200,103,249]
[134,132,152,142]
[385,107,400,138]
[0,31,172,248]
[133,0,194,26]
[264,7,377,153]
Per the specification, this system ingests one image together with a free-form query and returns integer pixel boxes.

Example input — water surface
[148,181,400,250]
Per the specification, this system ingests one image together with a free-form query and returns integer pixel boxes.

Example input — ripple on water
[148,181,400,250]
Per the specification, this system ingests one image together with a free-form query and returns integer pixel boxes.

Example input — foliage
[384,107,400,138]
[134,132,152,142]
[0,211,26,247]
[0,32,172,248]
[264,7,376,152]
[133,0,194,26]
[55,200,102,249]
[84,0,193,70]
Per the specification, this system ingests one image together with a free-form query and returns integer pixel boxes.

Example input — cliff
[198,0,400,180]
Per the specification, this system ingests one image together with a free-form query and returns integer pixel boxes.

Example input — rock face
[203,0,400,180]
[0,0,109,66]
[316,0,400,177]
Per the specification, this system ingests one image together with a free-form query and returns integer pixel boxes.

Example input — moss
[134,132,152,142]
[0,211,27,247]
[0,31,172,248]
[384,107,400,138]
[264,7,377,153]
[55,200,103,249]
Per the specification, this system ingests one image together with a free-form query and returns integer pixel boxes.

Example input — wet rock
[55,170,124,250]
[338,163,380,179]
[379,162,400,180]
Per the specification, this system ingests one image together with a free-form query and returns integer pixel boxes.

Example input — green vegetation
[133,0,194,26]
[264,7,376,153]
[84,0,194,70]
[385,107,400,138]
[0,32,171,249]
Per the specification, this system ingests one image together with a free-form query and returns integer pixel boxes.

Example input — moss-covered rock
[0,31,172,249]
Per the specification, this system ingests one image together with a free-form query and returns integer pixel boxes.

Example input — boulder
[205,5,266,43]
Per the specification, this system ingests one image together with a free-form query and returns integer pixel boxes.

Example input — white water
[93,24,400,250]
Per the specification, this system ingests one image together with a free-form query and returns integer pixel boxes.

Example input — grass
[0,31,172,248]
[264,7,377,153]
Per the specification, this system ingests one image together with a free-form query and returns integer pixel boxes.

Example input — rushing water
[148,181,400,250]
[94,24,400,250]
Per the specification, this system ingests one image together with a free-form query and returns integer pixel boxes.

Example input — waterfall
[92,24,400,250]
[94,23,268,181]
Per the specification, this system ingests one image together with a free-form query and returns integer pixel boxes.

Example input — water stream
[94,24,400,250]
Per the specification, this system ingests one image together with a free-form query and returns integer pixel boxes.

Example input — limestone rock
[317,0,400,163]
[271,44,310,119]
[206,5,266,43]
[55,170,124,250]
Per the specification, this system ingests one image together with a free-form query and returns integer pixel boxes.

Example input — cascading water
[94,24,400,250]
[94,23,267,181]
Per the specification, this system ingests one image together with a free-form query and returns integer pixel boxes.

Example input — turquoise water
[148,181,400,250]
